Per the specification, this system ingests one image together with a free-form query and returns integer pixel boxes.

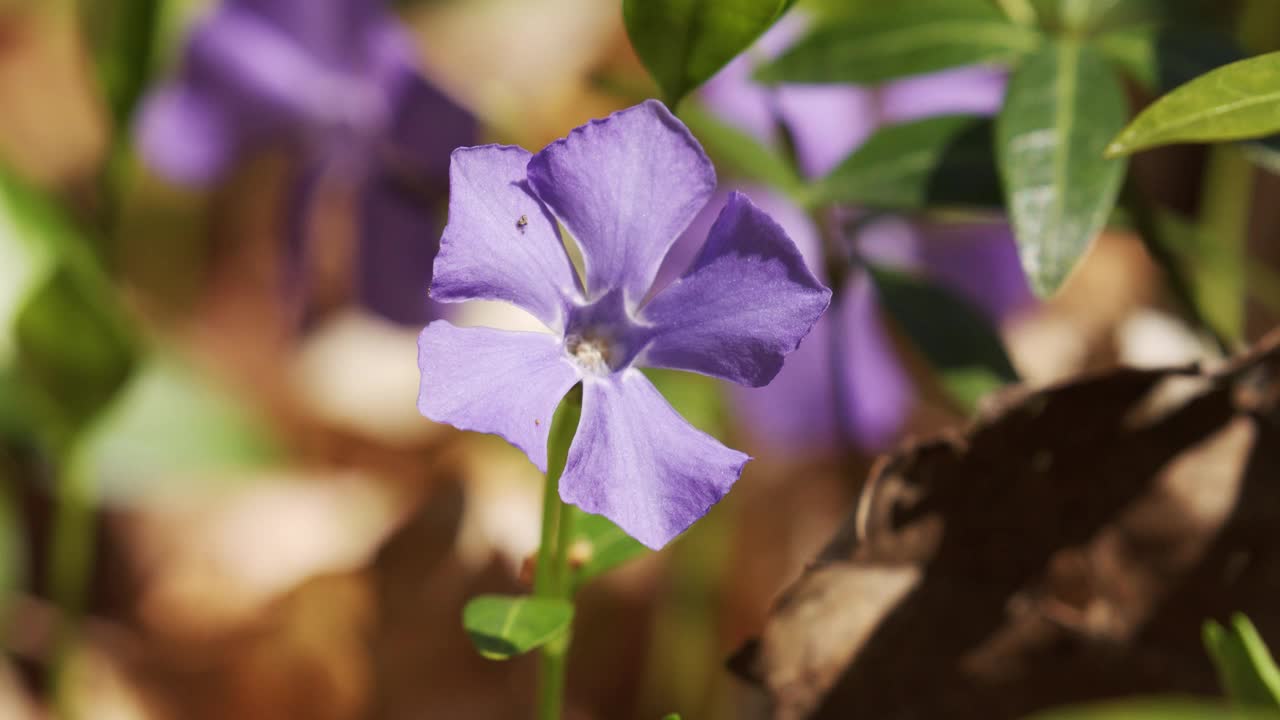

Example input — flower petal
[382,73,475,187]
[881,65,1006,123]
[638,192,831,387]
[560,370,747,550]
[527,100,715,306]
[232,0,380,68]
[834,270,915,451]
[357,174,443,325]
[136,86,241,184]
[418,322,581,472]
[431,145,581,331]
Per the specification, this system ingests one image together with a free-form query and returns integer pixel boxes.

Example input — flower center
[566,333,613,375]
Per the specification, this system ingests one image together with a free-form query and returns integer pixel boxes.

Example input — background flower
[137,0,475,324]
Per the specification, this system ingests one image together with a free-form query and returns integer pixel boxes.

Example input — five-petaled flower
[137,0,474,324]
[417,101,831,549]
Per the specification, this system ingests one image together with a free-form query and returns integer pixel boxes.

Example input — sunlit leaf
[1025,698,1279,719]
[623,0,796,108]
[996,40,1127,296]
[1107,51,1280,156]
[570,511,648,591]
[869,265,1018,412]
[1204,614,1280,708]
[811,115,1001,210]
[75,354,283,503]
[756,0,1041,85]
[680,104,803,195]
[462,594,573,660]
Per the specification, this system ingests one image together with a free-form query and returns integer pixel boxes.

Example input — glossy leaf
[1204,614,1280,708]
[570,511,648,591]
[623,0,797,108]
[76,354,283,503]
[680,104,803,195]
[1026,698,1280,719]
[868,265,1019,412]
[756,0,1041,85]
[1107,51,1280,156]
[996,41,1127,296]
[811,115,1001,210]
[462,595,574,660]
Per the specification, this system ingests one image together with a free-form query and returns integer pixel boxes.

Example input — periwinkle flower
[417,101,831,549]
[680,16,1033,453]
[138,0,474,324]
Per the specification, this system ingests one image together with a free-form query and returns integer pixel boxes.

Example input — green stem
[1195,145,1251,346]
[993,0,1037,26]
[49,453,93,719]
[534,389,582,720]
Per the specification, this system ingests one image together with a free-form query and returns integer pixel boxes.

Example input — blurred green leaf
[623,0,796,109]
[0,472,24,633]
[75,354,283,503]
[1029,0,1122,34]
[868,265,1019,412]
[570,511,648,591]
[756,0,1041,85]
[1025,698,1280,719]
[661,715,683,720]
[1204,614,1280,708]
[996,40,1127,296]
[811,115,1002,210]
[643,368,727,440]
[0,168,136,445]
[1098,26,1244,92]
[680,104,803,195]
[81,0,162,128]
[462,594,573,660]
[1107,51,1280,156]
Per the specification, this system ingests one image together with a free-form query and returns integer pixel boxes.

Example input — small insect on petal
[516,214,529,232]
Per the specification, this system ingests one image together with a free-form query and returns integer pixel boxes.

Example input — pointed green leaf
[811,115,1001,210]
[756,0,1041,85]
[996,41,1127,296]
[570,511,648,591]
[869,265,1019,412]
[1108,51,1280,156]
[81,0,161,128]
[623,0,796,109]
[1026,698,1280,719]
[462,595,574,660]
[1204,614,1280,708]
[680,104,803,195]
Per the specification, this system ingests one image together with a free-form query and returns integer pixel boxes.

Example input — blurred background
[0,0,1278,718]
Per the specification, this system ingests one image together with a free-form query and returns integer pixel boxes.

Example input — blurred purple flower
[137,0,474,324]
[417,101,830,549]
[683,16,1031,453]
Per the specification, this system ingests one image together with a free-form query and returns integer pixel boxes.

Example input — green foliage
[1204,614,1280,708]
[462,595,574,660]
[868,265,1019,412]
[569,511,648,592]
[756,0,1041,85]
[1024,698,1280,719]
[75,354,283,502]
[0,168,136,447]
[81,0,162,128]
[996,40,1128,296]
[623,0,797,109]
[1108,51,1280,156]
[810,115,1002,210]
[680,104,803,196]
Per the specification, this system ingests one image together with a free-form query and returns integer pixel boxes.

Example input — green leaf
[810,115,1001,210]
[569,511,648,591]
[661,715,683,720]
[81,0,162,128]
[643,368,727,440]
[1098,27,1244,93]
[1107,51,1280,156]
[756,0,1041,85]
[869,265,1019,412]
[1204,614,1280,708]
[996,40,1127,296]
[1025,698,1280,719]
[680,104,803,195]
[623,0,796,109]
[75,353,283,503]
[462,595,574,660]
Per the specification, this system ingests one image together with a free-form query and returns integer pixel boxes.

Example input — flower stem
[534,387,582,720]
[49,453,93,719]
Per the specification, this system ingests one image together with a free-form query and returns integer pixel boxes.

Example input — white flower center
[566,333,612,375]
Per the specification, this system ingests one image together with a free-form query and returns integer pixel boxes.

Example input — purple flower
[416,101,831,549]
[683,17,1031,453]
[137,0,474,324]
